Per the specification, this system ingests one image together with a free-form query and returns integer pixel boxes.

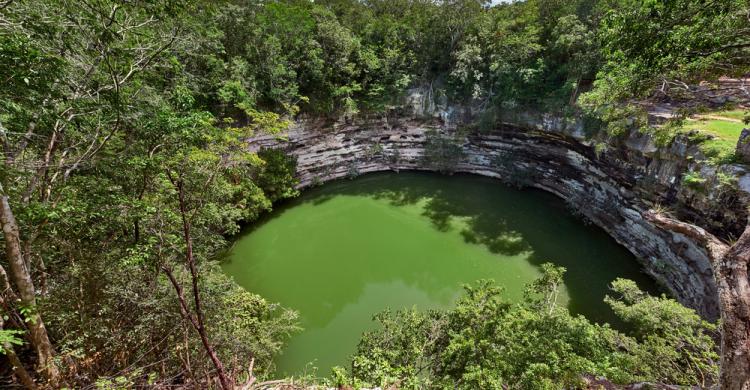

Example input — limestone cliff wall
[247,87,750,319]
[249,111,739,320]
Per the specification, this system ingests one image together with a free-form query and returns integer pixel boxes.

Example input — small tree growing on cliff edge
[606,278,719,386]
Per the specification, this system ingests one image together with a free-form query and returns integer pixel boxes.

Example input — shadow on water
[258,171,659,324]
[223,171,661,374]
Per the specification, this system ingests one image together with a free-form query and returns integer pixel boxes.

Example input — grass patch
[710,109,748,122]
[682,117,745,164]
[682,171,707,190]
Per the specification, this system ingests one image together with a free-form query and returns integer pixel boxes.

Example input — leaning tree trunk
[645,211,749,389]
[718,222,750,390]
[0,302,37,389]
[0,264,36,389]
[0,196,59,385]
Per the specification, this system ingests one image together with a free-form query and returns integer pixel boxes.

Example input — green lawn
[710,109,748,122]
[682,116,745,164]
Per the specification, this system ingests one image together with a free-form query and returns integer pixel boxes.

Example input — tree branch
[644,210,729,261]
[161,176,233,390]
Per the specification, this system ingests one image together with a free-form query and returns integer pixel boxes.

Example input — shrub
[343,267,718,389]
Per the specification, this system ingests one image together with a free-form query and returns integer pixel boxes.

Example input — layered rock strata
[248,107,749,320]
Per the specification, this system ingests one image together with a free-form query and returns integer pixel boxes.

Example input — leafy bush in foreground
[337,265,718,389]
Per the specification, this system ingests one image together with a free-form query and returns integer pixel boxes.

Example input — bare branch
[644,210,729,261]
[161,178,233,390]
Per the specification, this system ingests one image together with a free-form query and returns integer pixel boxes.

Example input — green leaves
[1,0,736,386]
[605,279,719,386]
[346,273,718,389]
[524,262,565,312]
[587,0,750,104]
[0,0,307,384]
[0,329,24,354]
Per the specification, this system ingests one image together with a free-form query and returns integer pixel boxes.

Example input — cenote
[223,171,659,376]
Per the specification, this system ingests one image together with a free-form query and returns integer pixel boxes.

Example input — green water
[223,172,658,376]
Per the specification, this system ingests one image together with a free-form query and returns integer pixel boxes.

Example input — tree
[645,211,749,389]
[524,262,565,314]
[142,61,296,386]
[0,263,36,389]
[162,172,233,390]
[0,0,239,385]
[0,0,298,386]
[584,0,750,103]
[0,194,59,383]
[346,268,718,389]
[0,23,65,385]
[717,224,750,390]
[606,278,718,386]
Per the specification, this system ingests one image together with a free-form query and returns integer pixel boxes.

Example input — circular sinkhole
[223,171,659,376]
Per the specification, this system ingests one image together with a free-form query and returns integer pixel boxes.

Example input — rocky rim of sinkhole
[248,87,750,321]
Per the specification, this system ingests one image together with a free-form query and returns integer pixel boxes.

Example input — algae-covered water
[223,172,658,376]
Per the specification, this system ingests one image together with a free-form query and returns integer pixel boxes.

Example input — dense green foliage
[1,0,746,387]
[338,268,718,389]
[585,0,750,103]
[580,0,750,147]
[0,0,303,386]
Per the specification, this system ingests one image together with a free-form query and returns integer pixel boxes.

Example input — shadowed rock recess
[249,89,750,321]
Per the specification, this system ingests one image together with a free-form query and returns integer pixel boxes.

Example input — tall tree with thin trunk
[0,194,59,384]
[0,264,37,389]
[145,68,289,385]
[0,0,185,383]
[162,171,233,390]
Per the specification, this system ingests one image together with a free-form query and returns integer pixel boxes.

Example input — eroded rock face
[247,85,750,319]
[249,111,731,320]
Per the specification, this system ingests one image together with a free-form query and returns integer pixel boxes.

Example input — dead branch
[644,209,729,261]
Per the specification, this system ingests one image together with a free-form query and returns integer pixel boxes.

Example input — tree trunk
[163,268,233,390]
[718,222,750,390]
[0,264,37,389]
[645,211,750,389]
[162,174,233,390]
[0,301,37,389]
[0,196,59,385]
